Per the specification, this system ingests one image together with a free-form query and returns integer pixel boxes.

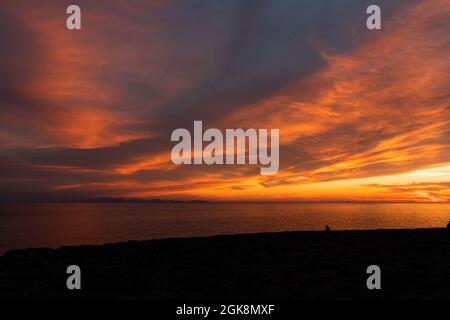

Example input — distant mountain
[73,197,209,203]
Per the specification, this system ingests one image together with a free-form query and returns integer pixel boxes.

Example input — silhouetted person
[447,221,450,240]
[325,225,331,232]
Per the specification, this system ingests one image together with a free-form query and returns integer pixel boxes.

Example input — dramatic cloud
[0,0,449,202]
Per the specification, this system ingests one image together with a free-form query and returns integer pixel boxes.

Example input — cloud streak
[0,0,449,202]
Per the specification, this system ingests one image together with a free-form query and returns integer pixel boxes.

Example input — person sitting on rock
[447,221,450,239]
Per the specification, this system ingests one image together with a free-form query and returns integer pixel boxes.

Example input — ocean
[0,202,449,254]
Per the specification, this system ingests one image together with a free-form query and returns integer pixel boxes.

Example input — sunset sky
[0,0,449,202]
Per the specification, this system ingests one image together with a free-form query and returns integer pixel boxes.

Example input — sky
[0,0,449,202]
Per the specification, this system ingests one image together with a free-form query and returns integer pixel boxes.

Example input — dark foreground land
[0,228,449,299]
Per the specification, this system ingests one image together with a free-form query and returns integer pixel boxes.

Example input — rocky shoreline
[0,228,449,299]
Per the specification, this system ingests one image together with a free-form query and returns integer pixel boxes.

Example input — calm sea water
[0,203,449,254]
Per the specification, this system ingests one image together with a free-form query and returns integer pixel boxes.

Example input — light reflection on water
[0,202,449,254]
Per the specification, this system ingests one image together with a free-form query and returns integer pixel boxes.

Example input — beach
[1,228,449,299]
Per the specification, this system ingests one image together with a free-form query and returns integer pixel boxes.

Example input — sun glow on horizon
[0,0,449,203]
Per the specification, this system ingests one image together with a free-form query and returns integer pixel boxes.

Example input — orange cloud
[1,0,449,202]
[224,0,450,188]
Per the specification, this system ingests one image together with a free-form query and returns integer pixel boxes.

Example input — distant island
[71,197,209,203]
